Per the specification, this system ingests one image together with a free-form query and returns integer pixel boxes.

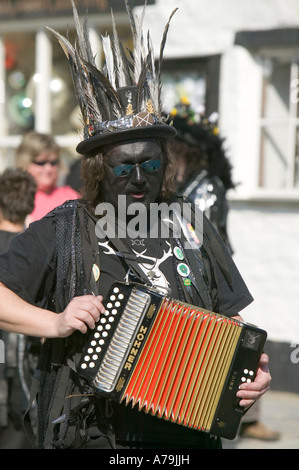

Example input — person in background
[169,98,235,253]
[0,169,36,250]
[65,155,83,193]
[170,99,280,442]
[15,131,79,222]
[0,168,37,449]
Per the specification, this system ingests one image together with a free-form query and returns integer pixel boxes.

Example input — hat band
[85,112,169,138]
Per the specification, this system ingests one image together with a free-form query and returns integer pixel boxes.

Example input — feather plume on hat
[48,0,177,156]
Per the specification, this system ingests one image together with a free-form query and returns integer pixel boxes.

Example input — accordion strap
[84,204,212,309]
[105,235,153,286]
[82,207,150,291]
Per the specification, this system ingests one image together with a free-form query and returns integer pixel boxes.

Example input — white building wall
[139,0,299,57]
[219,46,263,197]
[228,204,299,344]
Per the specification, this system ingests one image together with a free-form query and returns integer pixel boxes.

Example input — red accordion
[78,282,267,439]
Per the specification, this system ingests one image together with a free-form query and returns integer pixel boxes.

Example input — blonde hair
[15,131,60,170]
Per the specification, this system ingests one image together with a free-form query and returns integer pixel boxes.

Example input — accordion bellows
[78,283,267,439]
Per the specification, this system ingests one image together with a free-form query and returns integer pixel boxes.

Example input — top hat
[49,1,177,156]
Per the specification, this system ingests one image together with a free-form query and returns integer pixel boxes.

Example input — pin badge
[92,263,100,282]
[173,246,184,260]
[187,223,200,244]
[183,278,192,286]
[177,263,190,277]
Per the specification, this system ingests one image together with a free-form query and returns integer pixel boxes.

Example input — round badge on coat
[177,263,190,277]
[92,263,100,282]
[173,246,184,261]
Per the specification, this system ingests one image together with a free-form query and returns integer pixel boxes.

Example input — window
[259,51,299,189]
[3,29,81,137]
[0,17,133,171]
[162,70,206,114]
[161,56,220,116]
[4,32,35,135]
[50,30,81,136]
[0,29,81,169]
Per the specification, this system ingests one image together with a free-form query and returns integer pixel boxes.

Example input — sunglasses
[112,160,162,177]
[32,160,59,166]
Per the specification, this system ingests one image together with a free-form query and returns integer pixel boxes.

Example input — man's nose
[132,164,145,183]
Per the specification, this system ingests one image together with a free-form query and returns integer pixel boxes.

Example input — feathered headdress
[48,0,177,156]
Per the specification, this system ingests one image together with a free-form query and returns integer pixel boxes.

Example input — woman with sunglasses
[15,131,79,222]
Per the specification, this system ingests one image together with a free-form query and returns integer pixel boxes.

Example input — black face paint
[102,139,165,213]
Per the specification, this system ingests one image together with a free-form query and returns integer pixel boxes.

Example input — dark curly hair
[80,138,177,213]
[0,169,37,224]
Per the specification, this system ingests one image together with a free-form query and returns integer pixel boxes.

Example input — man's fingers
[58,295,106,336]
[236,352,271,408]
[74,296,106,328]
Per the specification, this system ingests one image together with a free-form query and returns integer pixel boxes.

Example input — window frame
[258,50,299,191]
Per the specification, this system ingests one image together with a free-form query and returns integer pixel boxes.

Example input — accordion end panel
[77,282,267,440]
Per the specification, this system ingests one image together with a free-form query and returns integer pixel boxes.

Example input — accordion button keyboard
[93,287,151,392]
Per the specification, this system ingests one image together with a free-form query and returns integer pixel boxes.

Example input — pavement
[222,390,299,449]
[0,390,298,450]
